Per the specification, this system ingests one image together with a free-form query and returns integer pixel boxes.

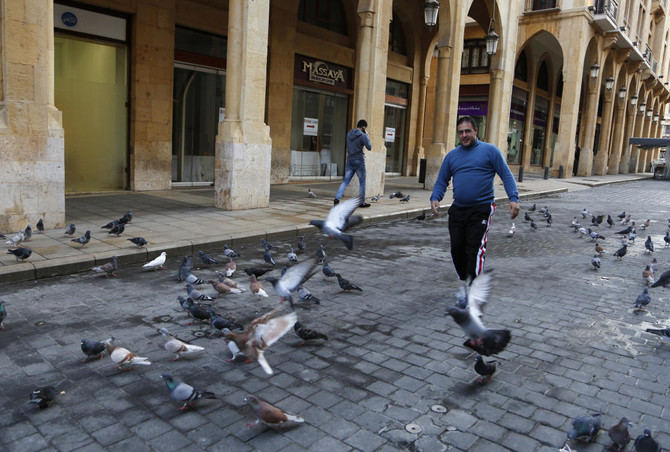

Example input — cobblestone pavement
[1,180,669,452]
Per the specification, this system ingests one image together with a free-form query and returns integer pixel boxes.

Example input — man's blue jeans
[335,158,365,201]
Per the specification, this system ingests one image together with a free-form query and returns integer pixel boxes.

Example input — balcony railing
[653,59,658,73]
[530,0,558,10]
[595,0,618,21]
[645,44,652,64]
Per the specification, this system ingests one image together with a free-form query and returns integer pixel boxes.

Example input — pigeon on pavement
[208,309,243,336]
[307,188,316,198]
[186,283,215,301]
[297,236,306,253]
[101,219,119,230]
[103,339,151,370]
[245,394,304,429]
[643,265,655,286]
[224,257,236,277]
[108,223,125,236]
[474,355,497,384]
[650,270,670,288]
[316,244,326,262]
[595,242,605,256]
[5,231,24,247]
[309,196,363,250]
[296,286,320,305]
[224,307,297,375]
[223,245,241,258]
[336,273,362,292]
[65,223,76,237]
[445,272,510,356]
[524,212,532,222]
[322,260,337,279]
[264,258,318,308]
[161,373,216,410]
[664,231,670,247]
[92,256,118,277]
[198,250,217,266]
[143,252,167,271]
[530,219,537,231]
[80,338,108,363]
[244,267,273,278]
[71,230,91,248]
[389,191,404,199]
[208,279,242,296]
[182,298,210,324]
[645,326,670,341]
[607,417,632,452]
[607,215,614,227]
[263,247,276,266]
[23,225,32,242]
[7,247,32,262]
[287,247,298,265]
[645,236,654,254]
[294,321,328,346]
[399,194,410,203]
[613,244,627,260]
[371,194,381,202]
[591,255,601,270]
[158,328,205,361]
[641,218,650,230]
[127,237,147,248]
[36,218,44,233]
[177,256,191,282]
[0,300,7,330]
[250,274,269,298]
[632,428,661,452]
[634,287,651,311]
[29,386,58,409]
[567,413,601,442]
[260,238,274,251]
[507,223,515,237]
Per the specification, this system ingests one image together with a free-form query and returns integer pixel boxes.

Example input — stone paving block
[310,435,353,452]
[306,389,343,409]
[147,429,194,452]
[345,428,386,452]
[5,433,49,452]
[106,436,153,452]
[439,430,479,450]
[130,417,173,440]
[91,422,133,447]
[247,429,294,451]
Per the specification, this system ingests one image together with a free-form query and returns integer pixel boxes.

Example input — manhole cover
[192,331,207,338]
[430,404,447,413]
[405,424,422,434]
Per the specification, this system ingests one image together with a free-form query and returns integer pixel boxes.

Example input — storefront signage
[61,11,78,27]
[385,127,396,143]
[534,109,547,127]
[510,101,527,121]
[458,101,488,116]
[304,118,318,136]
[294,55,352,91]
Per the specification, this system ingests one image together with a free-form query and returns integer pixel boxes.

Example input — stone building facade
[1,0,667,230]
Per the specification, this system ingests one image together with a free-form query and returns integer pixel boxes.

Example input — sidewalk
[0,172,653,285]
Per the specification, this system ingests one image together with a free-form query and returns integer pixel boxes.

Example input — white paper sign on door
[385,127,396,142]
[304,118,318,136]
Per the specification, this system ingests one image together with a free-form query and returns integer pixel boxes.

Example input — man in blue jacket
[430,116,520,281]
[334,119,372,207]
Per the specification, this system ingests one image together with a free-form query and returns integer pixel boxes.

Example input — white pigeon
[158,328,205,361]
[143,251,167,271]
[507,223,515,237]
[307,188,316,198]
[103,339,151,369]
[578,227,587,237]
[5,231,24,247]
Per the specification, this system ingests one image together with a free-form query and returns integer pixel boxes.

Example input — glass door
[383,104,407,174]
[172,63,225,185]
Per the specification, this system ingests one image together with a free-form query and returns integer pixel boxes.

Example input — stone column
[576,80,601,176]
[521,79,536,170]
[607,97,626,174]
[344,0,391,200]
[637,114,653,172]
[425,5,465,190]
[487,69,505,144]
[412,75,429,176]
[618,104,638,173]
[593,89,614,175]
[542,96,557,168]
[0,0,65,231]
[215,0,272,210]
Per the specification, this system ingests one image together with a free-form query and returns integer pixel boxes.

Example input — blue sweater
[430,139,519,207]
[346,128,372,160]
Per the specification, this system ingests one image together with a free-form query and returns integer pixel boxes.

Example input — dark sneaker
[359,202,371,208]
[333,198,340,206]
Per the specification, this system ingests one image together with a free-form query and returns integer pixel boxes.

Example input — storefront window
[531,96,549,165]
[507,88,528,165]
[550,103,560,167]
[290,87,349,179]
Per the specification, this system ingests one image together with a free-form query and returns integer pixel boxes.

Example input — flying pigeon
[607,417,632,452]
[294,321,328,346]
[208,279,242,296]
[80,338,108,363]
[567,413,601,442]
[64,223,76,237]
[250,274,269,298]
[245,394,304,429]
[650,269,670,288]
[474,355,497,384]
[177,256,191,282]
[613,244,627,260]
[322,260,337,279]
[224,307,297,375]
[161,373,216,410]
[645,326,670,341]
[645,236,654,254]
[0,300,7,330]
[5,231,24,247]
[143,251,167,271]
[223,245,241,258]
[224,257,236,277]
[336,273,362,292]
[71,230,91,248]
[186,283,215,301]
[29,386,58,409]
[127,237,147,248]
[389,191,404,199]
[263,247,276,266]
[287,247,298,265]
[632,429,661,452]
[208,309,243,336]
[158,328,205,361]
[307,188,316,198]
[643,266,655,286]
[7,247,32,261]
[198,250,217,266]
[23,225,32,242]
[316,244,326,262]
[244,267,273,278]
[108,223,125,236]
[103,339,151,370]
[297,236,306,253]
[634,287,651,311]
[399,194,410,203]
[591,255,601,270]
[36,218,44,233]
[309,196,363,250]
[264,258,318,308]
[92,256,118,277]
[445,272,510,356]
[606,215,614,227]
[297,286,320,305]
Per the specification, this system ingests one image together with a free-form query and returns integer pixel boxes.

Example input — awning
[628,137,670,149]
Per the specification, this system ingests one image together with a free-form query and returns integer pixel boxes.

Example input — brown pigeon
[249,274,268,298]
[208,280,242,296]
[245,394,304,429]
[606,417,631,452]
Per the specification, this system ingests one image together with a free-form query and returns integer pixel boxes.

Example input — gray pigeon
[7,247,32,261]
[650,269,670,288]
[297,286,320,305]
[665,231,670,247]
[127,237,147,248]
[474,355,497,384]
[634,287,651,311]
[185,273,205,285]
[399,194,410,203]
[108,223,125,236]
[186,284,215,302]
[287,247,298,265]
[632,428,661,452]
[260,238,274,250]
[161,373,216,410]
[81,338,108,362]
[23,225,32,242]
[92,256,118,277]
[177,256,191,282]
[264,258,318,309]
[322,260,337,279]
[567,413,601,442]
[591,254,601,270]
[71,230,91,248]
[645,326,670,341]
[36,218,44,233]
[297,236,306,253]
[223,244,240,258]
[336,273,362,292]
[316,244,326,262]
[65,223,76,237]
[607,417,632,452]
[309,196,363,250]
[645,236,654,254]
[198,250,217,266]
[263,247,276,266]
[294,321,328,346]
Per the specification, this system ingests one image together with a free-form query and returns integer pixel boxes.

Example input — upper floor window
[536,61,549,91]
[461,40,489,74]
[531,0,557,10]
[515,50,528,82]
[298,0,347,35]
[389,13,407,55]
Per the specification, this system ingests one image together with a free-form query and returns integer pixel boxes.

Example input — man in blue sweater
[334,119,372,207]
[430,116,520,281]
